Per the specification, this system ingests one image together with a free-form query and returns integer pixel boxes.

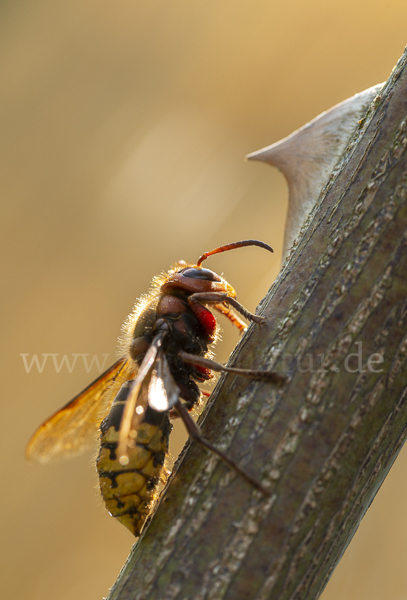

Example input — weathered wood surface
[107,47,407,600]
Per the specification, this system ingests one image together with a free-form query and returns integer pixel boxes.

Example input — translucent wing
[116,331,179,465]
[26,357,134,463]
[117,333,164,463]
[148,352,180,412]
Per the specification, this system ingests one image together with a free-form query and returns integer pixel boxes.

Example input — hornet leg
[179,350,284,385]
[188,292,266,325]
[174,400,270,496]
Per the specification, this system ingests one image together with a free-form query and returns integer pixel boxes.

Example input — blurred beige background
[2,1,407,599]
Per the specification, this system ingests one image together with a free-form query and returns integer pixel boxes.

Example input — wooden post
[107,48,407,600]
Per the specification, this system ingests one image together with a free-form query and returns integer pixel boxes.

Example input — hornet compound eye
[181,267,222,282]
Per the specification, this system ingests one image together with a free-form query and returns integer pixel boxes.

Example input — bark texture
[107,48,407,600]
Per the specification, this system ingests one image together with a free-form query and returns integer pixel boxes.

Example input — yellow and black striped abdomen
[96,382,171,536]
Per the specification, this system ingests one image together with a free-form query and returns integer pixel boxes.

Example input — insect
[26,239,282,536]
